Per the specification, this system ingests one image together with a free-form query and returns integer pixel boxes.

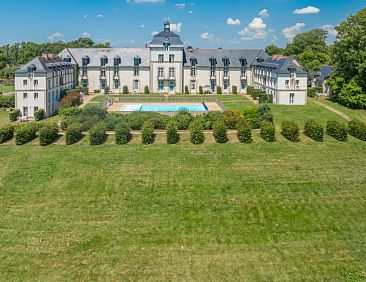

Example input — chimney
[42,53,57,60]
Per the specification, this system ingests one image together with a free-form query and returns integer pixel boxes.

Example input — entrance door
[23,107,28,117]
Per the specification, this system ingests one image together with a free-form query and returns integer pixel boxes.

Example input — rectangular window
[223,80,229,90]
[241,67,246,78]
[158,54,164,63]
[82,67,87,76]
[134,67,139,76]
[210,80,216,92]
[169,81,175,92]
[23,107,28,117]
[285,80,289,86]
[224,68,229,78]
[241,81,246,90]
[158,81,164,91]
[296,80,300,86]
[34,106,39,112]
[100,69,106,77]
[210,67,216,77]
[191,67,196,76]
[114,80,120,90]
[101,80,106,89]
[34,93,38,99]
[114,67,119,77]
[169,68,175,78]
[34,80,38,86]
[158,68,164,78]
[23,93,28,99]
[290,93,295,104]
[169,54,175,63]
[82,80,88,87]
[133,80,139,92]
[190,81,196,90]
[23,80,27,86]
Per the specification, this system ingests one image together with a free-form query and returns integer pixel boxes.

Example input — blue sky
[0,0,365,48]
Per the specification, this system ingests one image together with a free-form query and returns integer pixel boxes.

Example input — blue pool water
[122,104,208,112]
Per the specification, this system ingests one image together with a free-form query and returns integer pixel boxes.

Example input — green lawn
[0,110,9,125]
[217,95,256,110]
[0,140,365,280]
[0,84,15,93]
[316,98,366,122]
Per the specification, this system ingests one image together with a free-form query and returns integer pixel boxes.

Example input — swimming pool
[122,104,208,112]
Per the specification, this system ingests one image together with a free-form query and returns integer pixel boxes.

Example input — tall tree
[265,44,284,56]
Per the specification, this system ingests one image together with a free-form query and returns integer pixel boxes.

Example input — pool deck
[108,102,224,114]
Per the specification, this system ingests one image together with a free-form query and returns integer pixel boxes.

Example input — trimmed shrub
[89,122,107,145]
[123,85,129,94]
[0,124,14,143]
[237,119,252,143]
[281,120,300,142]
[213,121,228,143]
[224,110,242,129]
[59,107,82,117]
[126,112,163,130]
[79,106,108,131]
[175,110,193,130]
[144,86,149,94]
[105,113,127,131]
[247,86,254,96]
[260,122,276,142]
[203,111,224,130]
[0,94,15,108]
[199,86,203,94]
[326,120,348,141]
[65,123,83,145]
[39,123,59,146]
[115,122,132,145]
[9,109,21,122]
[34,109,45,121]
[141,121,155,144]
[307,88,316,98]
[348,119,366,141]
[258,94,273,104]
[94,89,101,94]
[254,104,273,129]
[15,124,38,145]
[166,121,179,144]
[232,85,238,94]
[184,85,189,94]
[60,92,81,108]
[189,120,205,145]
[304,119,324,142]
[217,86,222,94]
[104,86,110,94]
[243,108,257,127]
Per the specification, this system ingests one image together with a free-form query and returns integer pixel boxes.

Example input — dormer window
[82,56,90,66]
[101,56,108,66]
[223,58,230,67]
[64,56,72,63]
[240,58,247,67]
[114,56,121,66]
[209,58,217,67]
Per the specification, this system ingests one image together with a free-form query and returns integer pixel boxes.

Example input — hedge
[237,119,252,143]
[15,124,38,145]
[0,124,14,144]
[217,86,222,94]
[189,120,205,144]
[89,122,107,145]
[65,123,83,145]
[184,85,189,94]
[260,122,276,142]
[254,104,273,129]
[144,86,149,94]
[9,109,21,122]
[223,110,242,129]
[348,119,366,141]
[243,108,257,127]
[247,86,254,96]
[326,120,348,141]
[258,94,273,104]
[141,122,155,144]
[59,107,82,117]
[203,111,224,130]
[232,85,238,94]
[281,120,300,142]
[213,121,228,143]
[115,122,132,145]
[39,123,59,146]
[123,86,129,94]
[199,86,203,94]
[166,121,180,144]
[105,113,127,131]
[0,94,15,108]
[175,111,193,130]
[304,119,324,142]
[34,109,45,121]
[126,112,165,130]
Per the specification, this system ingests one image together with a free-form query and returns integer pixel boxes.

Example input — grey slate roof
[58,48,150,67]
[150,30,183,46]
[16,56,73,73]
[255,55,307,74]
[184,48,268,67]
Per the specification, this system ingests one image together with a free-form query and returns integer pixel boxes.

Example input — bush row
[39,123,59,146]
[0,124,14,144]
[15,124,38,145]
[0,95,15,108]
[348,119,366,141]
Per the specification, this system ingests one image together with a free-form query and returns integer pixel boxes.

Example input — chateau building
[15,21,307,117]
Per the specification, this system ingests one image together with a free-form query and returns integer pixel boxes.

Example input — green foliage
[174,110,193,130]
[141,121,155,145]
[237,119,252,143]
[0,94,15,108]
[307,88,317,98]
[115,122,132,145]
[199,86,203,94]
[232,85,238,94]
[39,123,59,146]
[246,86,254,96]
[81,87,89,95]
[104,86,110,94]
[326,120,348,141]
[265,44,285,56]
[254,104,273,129]
[217,86,222,94]
[338,78,366,109]
[79,106,107,131]
[144,86,149,94]
[59,107,82,117]
[60,92,81,108]
[223,110,242,129]
[243,108,257,127]
[34,109,45,121]
[60,119,68,131]
[9,109,21,121]
[203,111,224,130]
[304,119,324,142]
[126,112,165,130]
[326,76,345,98]
[281,120,300,142]
[65,123,82,145]
[105,113,127,131]
[123,86,129,94]
[0,124,14,143]
[258,94,273,104]
[89,122,107,145]
[166,121,180,144]
[348,119,366,141]
[297,49,329,72]
[189,120,205,145]
[260,122,276,142]
[213,121,228,143]
[94,89,101,94]
[15,124,37,145]
[184,85,189,94]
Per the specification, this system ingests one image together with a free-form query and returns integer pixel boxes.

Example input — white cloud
[128,39,136,44]
[188,10,193,14]
[227,18,241,26]
[282,23,305,40]
[48,32,63,40]
[238,28,267,40]
[96,14,104,18]
[127,0,164,3]
[293,6,320,14]
[82,32,90,38]
[151,31,159,36]
[83,14,88,19]
[175,3,186,9]
[140,24,145,28]
[170,22,183,32]
[321,24,338,36]
[259,9,269,18]
[201,32,213,40]
[248,17,266,29]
